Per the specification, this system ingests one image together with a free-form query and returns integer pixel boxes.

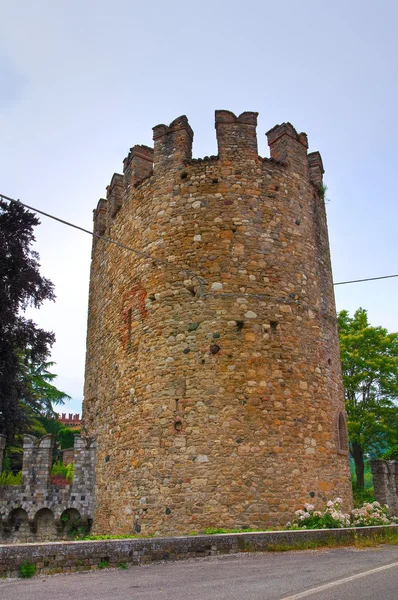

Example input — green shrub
[51,461,68,478]
[97,559,109,569]
[353,486,375,507]
[19,561,36,578]
[0,471,22,486]
[58,428,80,450]
[65,462,74,482]
[382,446,398,461]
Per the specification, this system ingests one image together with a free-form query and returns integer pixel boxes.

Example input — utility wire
[0,193,207,289]
[333,274,398,286]
[1,193,397,288]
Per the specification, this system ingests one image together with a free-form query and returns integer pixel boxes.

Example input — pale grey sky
[1,0,397,414]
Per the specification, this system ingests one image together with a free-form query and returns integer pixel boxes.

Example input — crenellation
[123,144,154,205]
[215,110,259,160]
[153,115,193,171]
[0,434,96,543]
[266,122,309,176]
[22,434,55,494]
[107,173,124,219]
[308,151,324,187]
[93,198,108,236]
[71,436,96,497]
[371,460,398,515]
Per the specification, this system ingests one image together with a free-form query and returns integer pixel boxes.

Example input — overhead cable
[1,193,397,288]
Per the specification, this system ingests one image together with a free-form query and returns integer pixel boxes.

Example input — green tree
[0,198,55,441]
[3,360,71,472]
[21,357,70,417]
[337,308,398,488]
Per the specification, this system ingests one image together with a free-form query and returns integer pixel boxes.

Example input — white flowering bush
[351,502,398,527]
[287,498,398,530]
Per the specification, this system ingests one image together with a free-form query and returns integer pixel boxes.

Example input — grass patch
[78,533,156,541]
[202,527,266,535]
[253,528,398,553]
[352,486,375,507]
[79,534,140,540]
[97,559,110,569]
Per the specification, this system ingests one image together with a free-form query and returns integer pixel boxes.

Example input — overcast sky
[1,0,397,415]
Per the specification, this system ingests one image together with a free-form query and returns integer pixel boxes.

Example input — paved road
[1,545,398,600]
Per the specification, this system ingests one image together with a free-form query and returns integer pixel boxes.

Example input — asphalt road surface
[1,545,398,600]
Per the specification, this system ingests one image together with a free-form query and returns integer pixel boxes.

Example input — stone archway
[60,508,82,537]
[34,508,57,541]
[8,508,30,542]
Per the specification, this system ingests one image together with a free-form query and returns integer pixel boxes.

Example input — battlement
[266,122,309,175]
[107,173,123,219]
[59,413,82,428]
[123,144,154,204]
[92,110,325,237]
[215,110,259,159]
[308,151,324,186]
[0,433,96,543]
[93,198,107,236]
[153,115,193,171]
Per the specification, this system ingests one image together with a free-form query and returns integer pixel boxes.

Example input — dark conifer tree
[0,199,55,441]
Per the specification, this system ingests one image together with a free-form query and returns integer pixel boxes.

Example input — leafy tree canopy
[338,308,398,488]
[0,198,57,441]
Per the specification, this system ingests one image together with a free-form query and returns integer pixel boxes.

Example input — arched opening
[34,508,57,541]
[60,508,82,537]
[8,508,29,535]
[337,412,349,452]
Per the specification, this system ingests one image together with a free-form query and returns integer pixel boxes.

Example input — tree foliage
[58,427,80,450]
[21,358,70,416]
[337,308,398,488]
[0,199,56,441]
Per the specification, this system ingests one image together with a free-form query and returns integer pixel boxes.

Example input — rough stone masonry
[0,433,95,543]
[83,110,353,536]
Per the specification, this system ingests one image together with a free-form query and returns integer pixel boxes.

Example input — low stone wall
[371,460,398,515]
[1,525,397,577]
[0,434,96,543]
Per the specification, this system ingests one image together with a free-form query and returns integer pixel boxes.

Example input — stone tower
[83,110,352,536]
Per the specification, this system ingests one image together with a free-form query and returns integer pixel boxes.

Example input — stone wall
[0,433,96,543]
[83,109,353,537]
[371,460,398,515]
[1,525,397,577]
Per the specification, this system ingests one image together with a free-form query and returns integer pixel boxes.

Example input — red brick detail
[120,285,147,347]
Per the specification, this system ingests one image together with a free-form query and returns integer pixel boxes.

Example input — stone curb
[1,524,397,577]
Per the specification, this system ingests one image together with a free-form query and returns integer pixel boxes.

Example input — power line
[1,192,397,289]
[0,193,207,290]
[333,274,398,286]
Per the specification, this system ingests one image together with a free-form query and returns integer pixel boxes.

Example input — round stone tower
[83,110,352,536]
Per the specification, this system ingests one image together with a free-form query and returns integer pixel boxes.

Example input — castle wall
[83,110,352,536]
[371,460,398,515]
[0,434,96,543]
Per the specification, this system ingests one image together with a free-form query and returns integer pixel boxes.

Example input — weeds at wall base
[19,561,36,578]
[259,532,398,553]
[1,526,397,579]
